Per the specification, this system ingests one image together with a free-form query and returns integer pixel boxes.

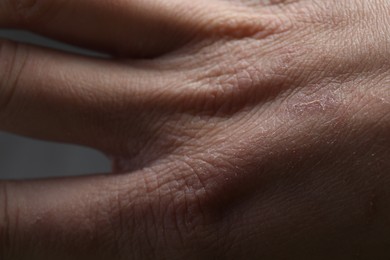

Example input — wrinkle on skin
[1,0,390,259]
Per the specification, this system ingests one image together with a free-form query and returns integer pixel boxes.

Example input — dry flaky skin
[0,0,390,259]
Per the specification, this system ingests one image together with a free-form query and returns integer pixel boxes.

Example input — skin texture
[0,0,390,259]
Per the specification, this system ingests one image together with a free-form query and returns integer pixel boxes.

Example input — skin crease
[0,0,390,259]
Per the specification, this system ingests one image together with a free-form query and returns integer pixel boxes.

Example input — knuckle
[153,162,232,256]
[118,165,230,257]
[198,1,294,39]
[187,43,297,116]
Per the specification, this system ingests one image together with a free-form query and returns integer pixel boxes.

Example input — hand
[1,0,389,259]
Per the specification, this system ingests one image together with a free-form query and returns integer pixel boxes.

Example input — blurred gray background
[0,30,111,179]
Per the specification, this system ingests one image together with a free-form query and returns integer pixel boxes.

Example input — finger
[0,161,210,259]
[1,0,199,57]
[0,0,213,57]
[0,39,177,153]
[0,0,272,57]
[0,171,151,259]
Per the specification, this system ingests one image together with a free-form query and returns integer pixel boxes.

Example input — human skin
[0,0,389,259]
